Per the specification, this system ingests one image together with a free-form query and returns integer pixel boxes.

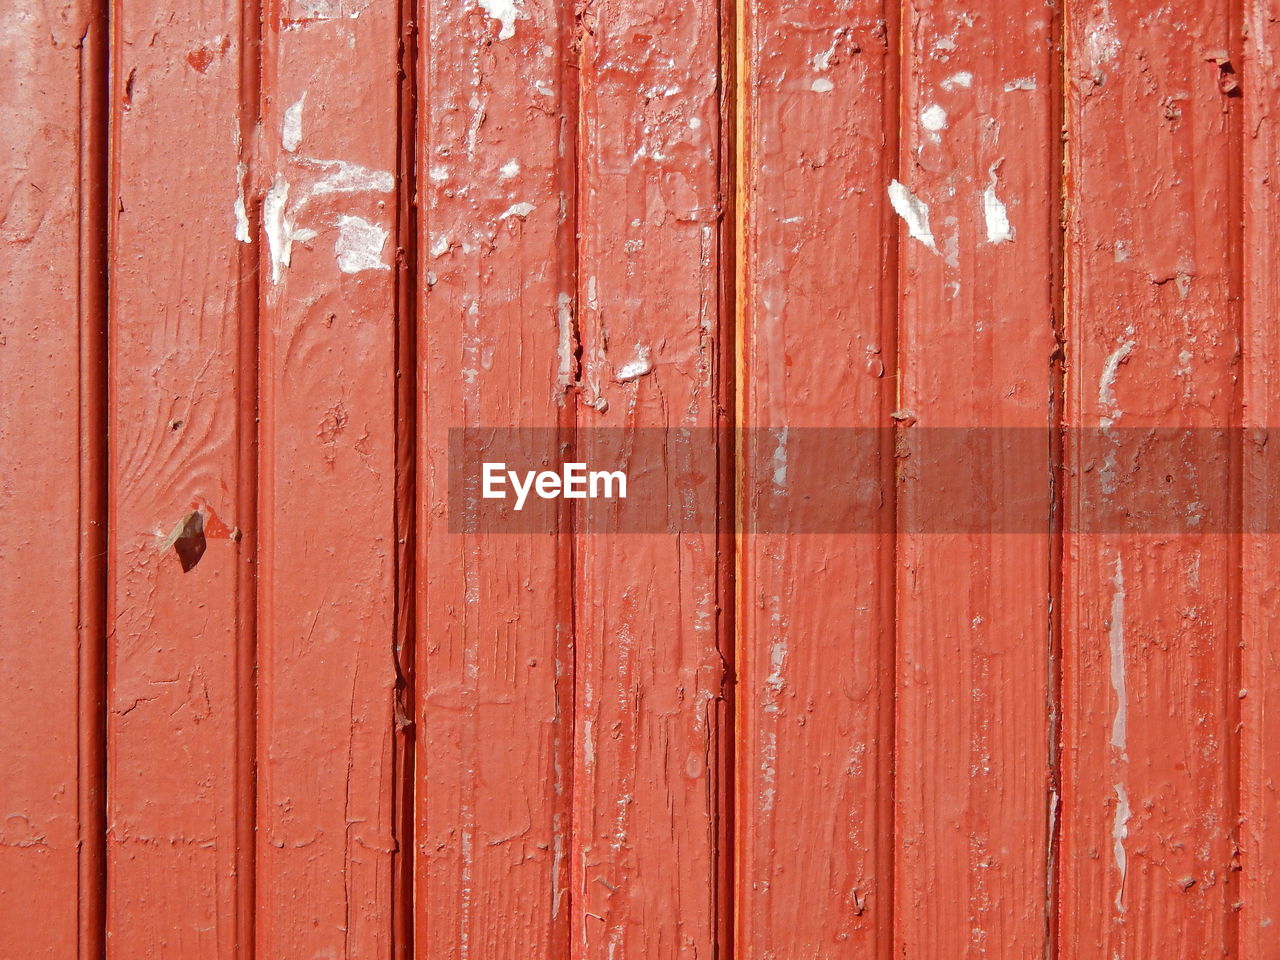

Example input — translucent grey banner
[447,427,1278,533]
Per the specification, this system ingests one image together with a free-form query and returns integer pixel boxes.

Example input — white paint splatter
[234,162,251,243]
[1086,0,1121,66]
[811,77,834,93]
[282,94,305,152]
[263,175,292,284]
[1109,554,1127,752]
[615,346,652,383]
[1113,783,1131,913]
[888,180,937,252]
[498,201,536,221]
[812,31,842,71]
[498,158,520,179]
[429,234,452,259]
[478,0,522,40]
[305,158,395,196]
[921,104,948,131]
[941,70,973,89]
[334,215,389,273]
[982,168,1013,243]
[1004,77,1037,92]
[771,426,788,487]
[766,638,787,695]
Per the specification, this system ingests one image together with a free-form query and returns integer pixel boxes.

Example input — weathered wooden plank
[571,1,732,955]
[893,3,1058,957]
[254,5,403,958]
[1060,2,1241,956]
[105,0,257,955]
[0,1,107,956]
[1241,0,1278,950]
[735,2,896,956]
[415,1,576,956]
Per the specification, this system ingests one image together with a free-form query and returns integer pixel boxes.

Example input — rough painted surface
[894,3,1058,957]
[416,0,576,957]
[1060,3,1241,957]
[0,2,105,957]
[1242,2,1280,953]
[255,5,401,959]
[106,0,257,956]
[736,2,896,956]
[8,2,1280,958]
[572,0,732,956]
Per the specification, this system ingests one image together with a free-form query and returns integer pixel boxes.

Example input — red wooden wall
[3,1,1277,957]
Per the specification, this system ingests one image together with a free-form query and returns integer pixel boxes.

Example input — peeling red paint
[4,1,1274,958]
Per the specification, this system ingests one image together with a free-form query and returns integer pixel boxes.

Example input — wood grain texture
[415,1,576,957]
[0,1,106,956]
[894,3,1058,957]
[735,2,896,956]
[1060,2,1242,957]
[571,1,732,956]
[105,0,257,955]
[255,4,402,958]
[1241,0,1279,951]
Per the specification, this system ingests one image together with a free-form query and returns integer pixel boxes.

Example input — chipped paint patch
[812,31,842,71]
[498,158,520,180]
[555,292,574,395]
[920,104,948,131]
[771,426,788,487]
[615,346,652,383]
[982,168,1013,243]
[335,215,389,273]
[234,162,251,243]
[1112,783,1131,913]
[1004,76,1037,91]
[810,77,834,93]
[263,175,292,283]
[429,234,452,258]
[305,158,395,196]
[888,180,937,252]
[498,201,536,221]
[1098,338,1135,423]
[1086,0,1121,66]
[941,70,973,89]
[478,0,522,40]
[263,175,318,283]
[282,94,305,152]
[1109,555,1127,752]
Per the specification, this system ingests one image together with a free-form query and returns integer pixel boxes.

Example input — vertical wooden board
[735,2,896,956]
[893,3,1057,956]
[416,0,576,957]
[572,1,731,955]
[1061,2,1240,957]
[106,0,255,956]
[1241,0,1279,949]
[254,5,402,958]
[0,1,105,956]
